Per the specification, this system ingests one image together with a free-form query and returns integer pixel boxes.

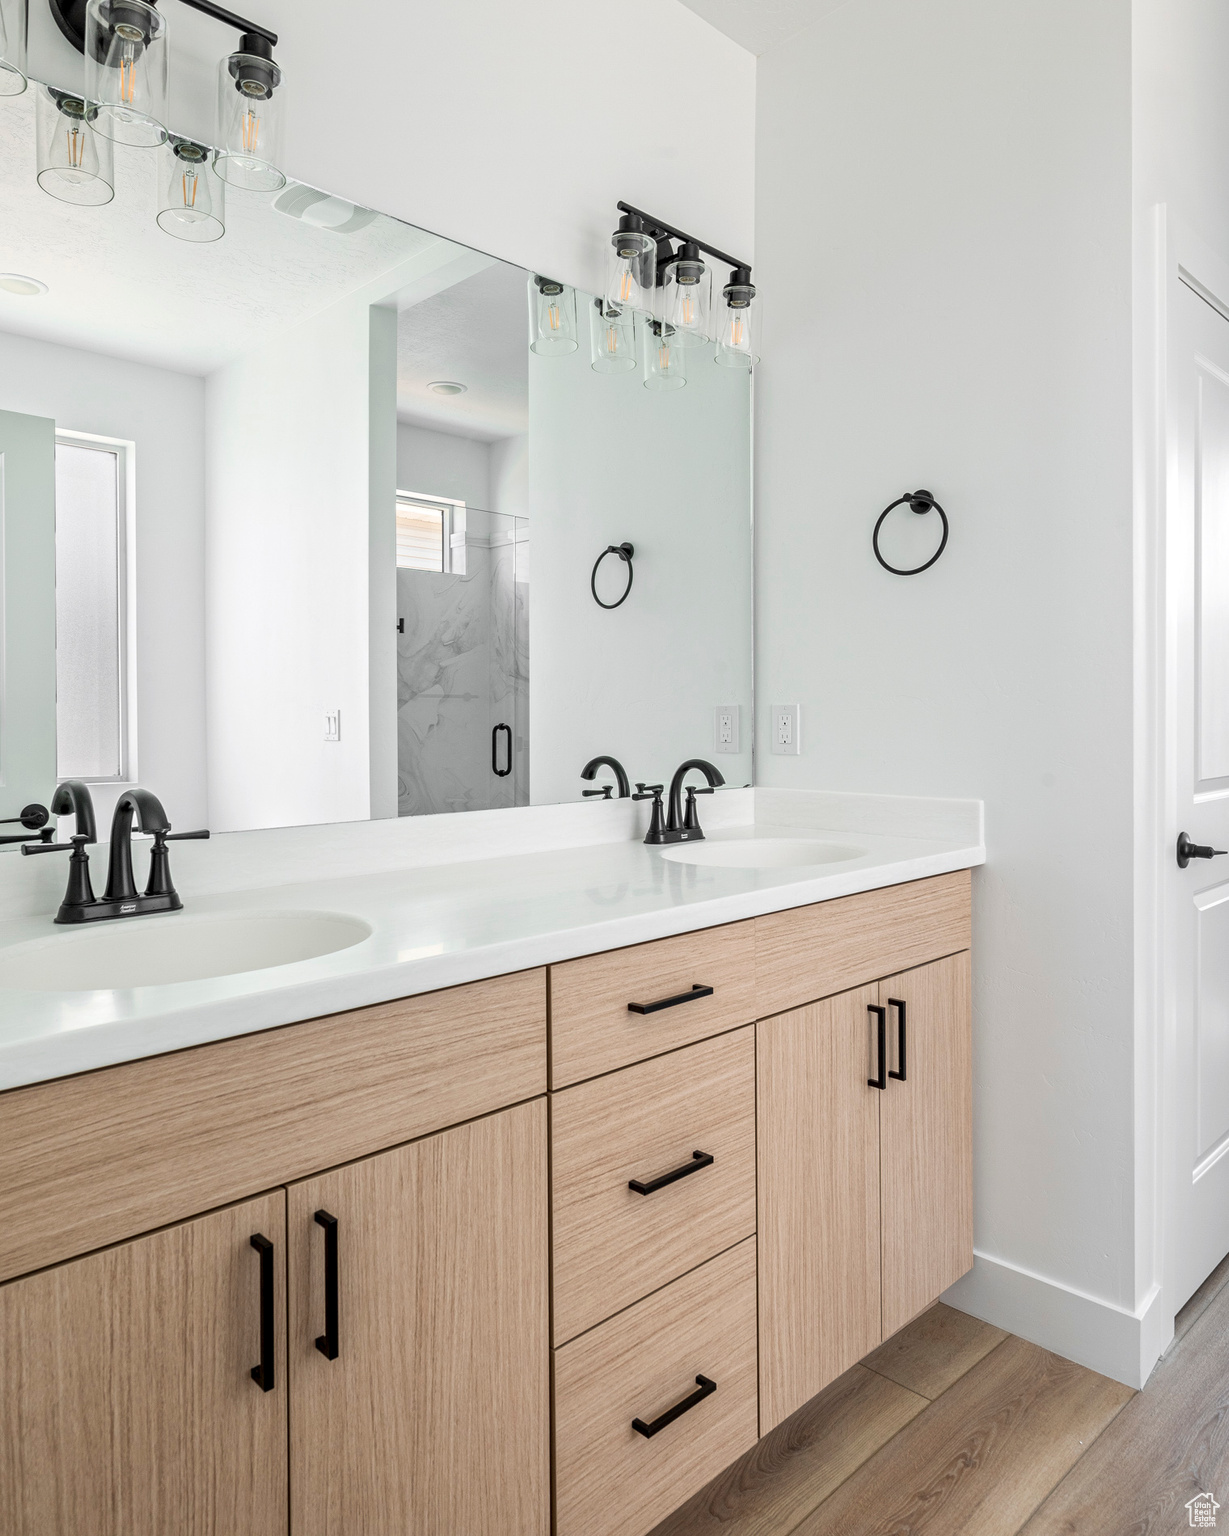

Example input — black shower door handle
[492,723,512,777]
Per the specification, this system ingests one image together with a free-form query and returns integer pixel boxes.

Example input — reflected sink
[0,910,372,992]
[658,838,865,870]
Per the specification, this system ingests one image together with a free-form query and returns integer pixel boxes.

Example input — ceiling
[676,0,850,54]
[396,260,529,442]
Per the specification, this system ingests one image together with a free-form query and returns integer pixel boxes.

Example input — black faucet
[580,755,631,799]
[635,760,726,846]
[23,783,209,924]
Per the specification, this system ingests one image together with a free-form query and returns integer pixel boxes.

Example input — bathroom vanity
[0,795,978,1536]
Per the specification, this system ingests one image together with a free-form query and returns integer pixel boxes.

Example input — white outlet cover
[714,704,740,754]
[771,703,801,755]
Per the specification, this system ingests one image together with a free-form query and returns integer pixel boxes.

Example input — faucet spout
[104,789,171,904]
[50,780,98,844]
[667,759,725,834]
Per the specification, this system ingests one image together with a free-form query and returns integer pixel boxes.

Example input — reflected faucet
[580,755,631,799]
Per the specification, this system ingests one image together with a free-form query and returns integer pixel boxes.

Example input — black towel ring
[872,490,949,576]
[591,542,635,609]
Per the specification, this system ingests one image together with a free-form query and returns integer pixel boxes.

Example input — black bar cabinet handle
[629,1149,714,1197]
[314,1210,339,1361]
[492,722,512,777]
[868,1004,887,1090]
[628,984,714,1016]
[888,998,907,1082]
[250,1233,275,1392]
[632,1374,717,1438]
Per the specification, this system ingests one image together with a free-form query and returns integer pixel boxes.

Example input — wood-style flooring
[650,1254,1229,1536]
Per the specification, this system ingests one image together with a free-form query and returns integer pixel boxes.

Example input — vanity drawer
[755,870,972,1018]
[551,1027,756,1344]
[553,1236,758,1536]
[549,920,756,1087]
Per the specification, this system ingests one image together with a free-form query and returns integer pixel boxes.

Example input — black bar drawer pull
[314,1210,339,1361]
[868,1004,887,1090]
[250,1233,275,1392]
[629,1149,714,1196]
[632,1374,717,1438]
[888,998,907,1082]
[628,984,714,1016]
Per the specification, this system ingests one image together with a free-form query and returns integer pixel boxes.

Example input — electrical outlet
[715,704,740,754]
[771,703,800,755]
[324,710,341,743]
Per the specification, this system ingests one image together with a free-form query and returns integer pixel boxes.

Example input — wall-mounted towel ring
[872,490,949,576]
[591,542,635,609]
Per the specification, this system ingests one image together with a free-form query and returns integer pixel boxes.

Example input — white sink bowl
[659,837,865,870]
[0,909,372,992]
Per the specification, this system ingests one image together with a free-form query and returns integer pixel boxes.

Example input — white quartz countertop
[0,789,984,1091]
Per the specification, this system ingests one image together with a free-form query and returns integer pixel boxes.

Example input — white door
[0,409,57,822]
[1167,274,1229,1308]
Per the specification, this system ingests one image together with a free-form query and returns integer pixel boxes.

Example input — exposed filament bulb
[64,125,86,168]
[181,167,199,207]
[241,105,260,154]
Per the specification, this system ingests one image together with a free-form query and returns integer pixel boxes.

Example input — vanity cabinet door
[756,985,883,1434]
[0,1191,288,1536]
[287,1099,549,1536]
[878,952,974,1337]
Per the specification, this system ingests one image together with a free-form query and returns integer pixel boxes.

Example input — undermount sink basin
[658,837,865,870]
[0,909,372,992]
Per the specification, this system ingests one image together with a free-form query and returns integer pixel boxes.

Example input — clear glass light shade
[157,137,225,241]
[714,272,758,369]
[661,250,711,347]
[0,0,28,96]
[528,275,577,355]
[644,320,686,391]
[216,47,285,190]
[85,0,167,146]
[36,87,114,205]
[606,223,656,315]
[589,298,636,374]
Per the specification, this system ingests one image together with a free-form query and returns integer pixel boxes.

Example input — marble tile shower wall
[396,526,528,816]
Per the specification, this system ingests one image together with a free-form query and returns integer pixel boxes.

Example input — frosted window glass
[55,443,123,780]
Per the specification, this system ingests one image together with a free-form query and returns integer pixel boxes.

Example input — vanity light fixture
[35,86,115,203]
[46,0,285,182]
[605,211,656,315]
[613,200,757,369]
[157,135,224,240]
[0,0,28,94]
[529,275,577,355]
[0,271,47,293]
[644,319,686,391]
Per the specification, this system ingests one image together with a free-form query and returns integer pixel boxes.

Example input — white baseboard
[943,1251,1170,1389]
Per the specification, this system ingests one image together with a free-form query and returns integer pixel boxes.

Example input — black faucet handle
[20,839,75,856]
[686,785,716,798]
[583,787,614,800]
[163,828,211,841]
[633,783,664,800]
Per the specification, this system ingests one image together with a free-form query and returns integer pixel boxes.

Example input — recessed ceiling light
[0,274,47,296]
[428,380,467,396]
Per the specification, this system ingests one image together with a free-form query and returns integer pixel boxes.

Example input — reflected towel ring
[872,490,949,576]
[592,542,635,609]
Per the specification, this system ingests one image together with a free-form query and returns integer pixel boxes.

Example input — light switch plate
[771,704,800,755]
[715,704,740,754]
[324,710,341,743]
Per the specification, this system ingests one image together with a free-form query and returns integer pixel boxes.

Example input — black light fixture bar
[49,0,276,55]
[616,200,751,276]
[177,0,275,46]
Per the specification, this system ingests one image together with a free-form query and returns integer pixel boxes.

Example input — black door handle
[632,1374,717,1438]
[629,1149,714,1196]
[627,984,714,1015]
[868,1004,887,1090]
[314,1210,339,1360]
[492,723,512,777]
[1177,831,1229,868]
[250,1233,275,1392]
[888,998,907,1082]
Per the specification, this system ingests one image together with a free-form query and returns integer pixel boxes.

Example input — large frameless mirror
[0,80,752,839]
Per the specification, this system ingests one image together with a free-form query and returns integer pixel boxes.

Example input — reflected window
[396,492,456,573]
[55,435,129,782]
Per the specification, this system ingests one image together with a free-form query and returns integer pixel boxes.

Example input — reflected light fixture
[589,297,636,374]
[644,320,685,391]
[428,380,468,396]
[529,275,577,355]
[35,85,114,204]
[157,135,224,240]
[0,0,28,94]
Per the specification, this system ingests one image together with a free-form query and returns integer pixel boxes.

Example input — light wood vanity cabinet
[0,868,972,1536]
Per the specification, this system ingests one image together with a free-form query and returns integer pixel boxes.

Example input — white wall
[530,333,753,803]
[0,329,206,829]
[396,422,491,509]
[491,434,529,520]
[28,1,755,305]
[756,0,1140,1378]
[206,292,394,832]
